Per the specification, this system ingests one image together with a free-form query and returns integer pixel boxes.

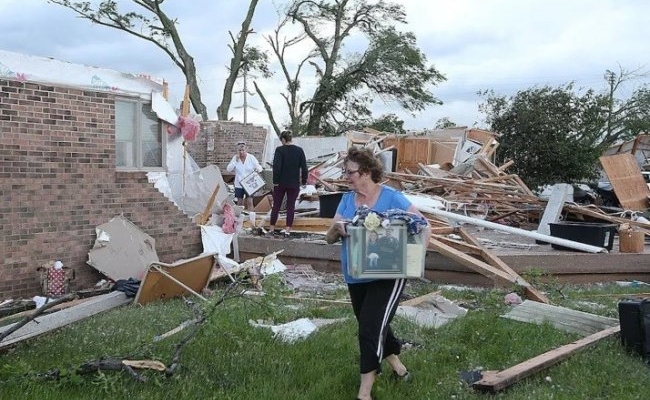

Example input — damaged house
[0,50,266,300]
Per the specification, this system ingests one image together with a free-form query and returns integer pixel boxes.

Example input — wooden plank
[600,153,650,210]
[0,292,131,349]
[431,234,484,255]
[501,300,618,336]
[253,217,333,232]
[497,160,514,172]
[400,291,441,307]
[457,228,550,304]
[473,325,620,393]
[197,183,222,225]
[428,238,517,286]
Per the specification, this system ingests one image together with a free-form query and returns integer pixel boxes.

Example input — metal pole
[418,206,608,254]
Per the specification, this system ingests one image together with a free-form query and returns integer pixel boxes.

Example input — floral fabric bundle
[349,205,428,235]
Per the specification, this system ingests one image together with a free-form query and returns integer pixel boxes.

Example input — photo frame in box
[240,171,266,196]
[347,223,410,279]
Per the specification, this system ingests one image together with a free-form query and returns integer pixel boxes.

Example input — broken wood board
[397,292,467,328]
[134,253,216,306]
[210,255,247,282]
[457,228,549,304]
[473,325,620,393]
[0,291,131,350]
[246,217,332,233]
[87,215,159,281]
[501,300,618,336]
[600,153,650,210]
[429,238,526,287]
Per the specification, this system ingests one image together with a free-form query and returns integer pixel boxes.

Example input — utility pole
[234,65,258,123]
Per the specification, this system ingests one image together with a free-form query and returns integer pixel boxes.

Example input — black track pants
[348,278,406,374]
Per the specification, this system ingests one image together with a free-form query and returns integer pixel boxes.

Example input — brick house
[0,50,270,300]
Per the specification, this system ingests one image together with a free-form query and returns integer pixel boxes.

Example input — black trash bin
[318,192,344,218]
[548,221,617,251]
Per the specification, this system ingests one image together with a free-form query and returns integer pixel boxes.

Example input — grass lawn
[1,277,649,400]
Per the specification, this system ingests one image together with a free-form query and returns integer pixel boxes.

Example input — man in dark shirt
[268,130,308,237]
[376,228,400,270]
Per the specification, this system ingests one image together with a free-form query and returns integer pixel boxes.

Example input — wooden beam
[198,184,221,225]
[431,233,484,255]
[181,84,190,117]
[428,238,518,286]
[473,325,620,393]
[497,160,514,171]
[457,228,550,304]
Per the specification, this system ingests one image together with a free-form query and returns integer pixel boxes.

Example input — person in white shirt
[226,141,263,210]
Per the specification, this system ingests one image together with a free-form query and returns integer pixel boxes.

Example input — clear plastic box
[347,220,426,279]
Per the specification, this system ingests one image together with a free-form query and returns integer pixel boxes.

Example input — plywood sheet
[600,153,650,210]
[134,253,216,305]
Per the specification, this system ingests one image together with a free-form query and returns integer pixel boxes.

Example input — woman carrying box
[226,141,263,211]
[325,147,430,400]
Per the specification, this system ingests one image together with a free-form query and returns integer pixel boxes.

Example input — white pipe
[418,206,608,254]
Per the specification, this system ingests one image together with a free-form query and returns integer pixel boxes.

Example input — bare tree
[50,0,267,122]
[254,14,317,136]
[217,0,271,121]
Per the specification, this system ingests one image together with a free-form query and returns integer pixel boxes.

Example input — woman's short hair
[344,146,384,183]
[280,130,292,143]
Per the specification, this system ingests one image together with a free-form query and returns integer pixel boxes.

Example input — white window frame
[115,97,165,171]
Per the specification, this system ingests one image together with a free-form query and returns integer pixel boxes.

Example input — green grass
[1,281,649,400]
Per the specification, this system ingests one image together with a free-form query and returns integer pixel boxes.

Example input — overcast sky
[1,0,649,131]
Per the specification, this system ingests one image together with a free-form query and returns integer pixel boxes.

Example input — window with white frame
[115,98,164,170]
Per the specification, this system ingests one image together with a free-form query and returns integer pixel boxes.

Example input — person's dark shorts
[234,187,247,199]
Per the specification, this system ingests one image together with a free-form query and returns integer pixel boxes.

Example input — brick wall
[189,120,269,172]
[0,79,202,300]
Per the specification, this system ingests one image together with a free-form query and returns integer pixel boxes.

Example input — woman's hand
[325,220,348,244]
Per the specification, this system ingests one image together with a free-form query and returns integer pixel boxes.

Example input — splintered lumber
[431,233,484,256]
[473,325,620,393]
[399,290,442,307]
[428,238,521,287]
[457,228,550,304]
[198,183,221,225]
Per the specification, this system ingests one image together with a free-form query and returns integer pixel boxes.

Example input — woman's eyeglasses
[343,169,360,176]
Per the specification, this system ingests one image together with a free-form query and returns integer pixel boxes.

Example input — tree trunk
[217,0,260,121]
[183,55,208,120]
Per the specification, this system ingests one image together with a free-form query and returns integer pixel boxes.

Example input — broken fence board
[501,300,618,336]
[473,325,620,393]
[0,291,131,350]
